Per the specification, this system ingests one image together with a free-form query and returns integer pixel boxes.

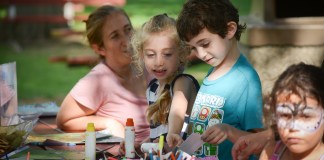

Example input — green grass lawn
[0,0,251,104]
[73,0,251,30]
[0,42,92,104]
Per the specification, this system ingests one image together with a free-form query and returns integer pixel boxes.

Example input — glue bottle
[125,118,135,158]
[85,122,96,160]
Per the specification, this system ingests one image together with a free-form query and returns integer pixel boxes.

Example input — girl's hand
[231,129,272,160]
[201,124,228,144]
[166,133,183,148]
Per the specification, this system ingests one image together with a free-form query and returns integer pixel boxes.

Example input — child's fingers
[166,135,173,147]
[175,137,183,146]
[215,134,227,144]
[202,128,227,144]
[231,139,243,159]
[231,138,248,160]
[236,147,254,160]
[201,125,220,140]
[166,135,178,148]
[167,139,175,148]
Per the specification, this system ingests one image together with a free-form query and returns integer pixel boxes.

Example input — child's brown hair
[176,0,246,42]
[265,63,324,141]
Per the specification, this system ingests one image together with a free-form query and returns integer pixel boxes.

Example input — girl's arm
[259,139,276,160]
[56,93,125,137]
[167,76,196,145]
[231,128,275,160]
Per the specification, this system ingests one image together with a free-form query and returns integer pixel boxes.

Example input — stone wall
[241,44,324,95]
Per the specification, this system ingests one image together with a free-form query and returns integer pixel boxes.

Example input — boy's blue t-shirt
[188,54,263,160]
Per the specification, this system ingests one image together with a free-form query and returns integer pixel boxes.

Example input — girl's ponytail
[146,84,172,125]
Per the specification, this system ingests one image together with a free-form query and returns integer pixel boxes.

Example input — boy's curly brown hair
[176,0,246,42]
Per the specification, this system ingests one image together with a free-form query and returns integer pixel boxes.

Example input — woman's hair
[264,63,324,141]
[84,5,130,48]
[176,0,246,42]
[132,14,190,124]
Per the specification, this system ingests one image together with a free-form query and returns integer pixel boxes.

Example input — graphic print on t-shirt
[189,92,225,157]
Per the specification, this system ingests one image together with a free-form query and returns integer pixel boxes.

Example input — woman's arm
[56,93,125,137]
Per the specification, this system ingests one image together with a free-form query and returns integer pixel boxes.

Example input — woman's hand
[166,133,183,148]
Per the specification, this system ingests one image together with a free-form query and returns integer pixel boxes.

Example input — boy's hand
[166,133,183,148]
[201,124,228,144]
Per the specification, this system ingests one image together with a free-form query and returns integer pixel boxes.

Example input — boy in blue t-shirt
[167,0,264,159]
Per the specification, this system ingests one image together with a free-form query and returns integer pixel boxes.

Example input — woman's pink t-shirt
[70,62,149,142]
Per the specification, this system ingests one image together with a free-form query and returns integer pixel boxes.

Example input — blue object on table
[18,102,60,117]
[28,139,76,147]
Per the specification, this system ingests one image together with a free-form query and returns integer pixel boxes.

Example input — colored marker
[170,152,176,160]
[177,151,183,160]
[149,149,153,160]
[158,135,164,152]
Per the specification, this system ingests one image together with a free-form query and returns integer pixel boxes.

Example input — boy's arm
[201,123,251,144]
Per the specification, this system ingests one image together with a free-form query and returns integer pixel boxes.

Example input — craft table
[3,116,120,159]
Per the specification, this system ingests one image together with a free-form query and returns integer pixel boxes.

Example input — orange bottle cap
[126,118,134,126]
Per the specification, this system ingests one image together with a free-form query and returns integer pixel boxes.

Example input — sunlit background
[1,0,323,105]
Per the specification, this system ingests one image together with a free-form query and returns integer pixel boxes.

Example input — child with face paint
[260,63,324,160]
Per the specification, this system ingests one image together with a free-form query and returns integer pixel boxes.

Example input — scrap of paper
[179,133,204,155]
